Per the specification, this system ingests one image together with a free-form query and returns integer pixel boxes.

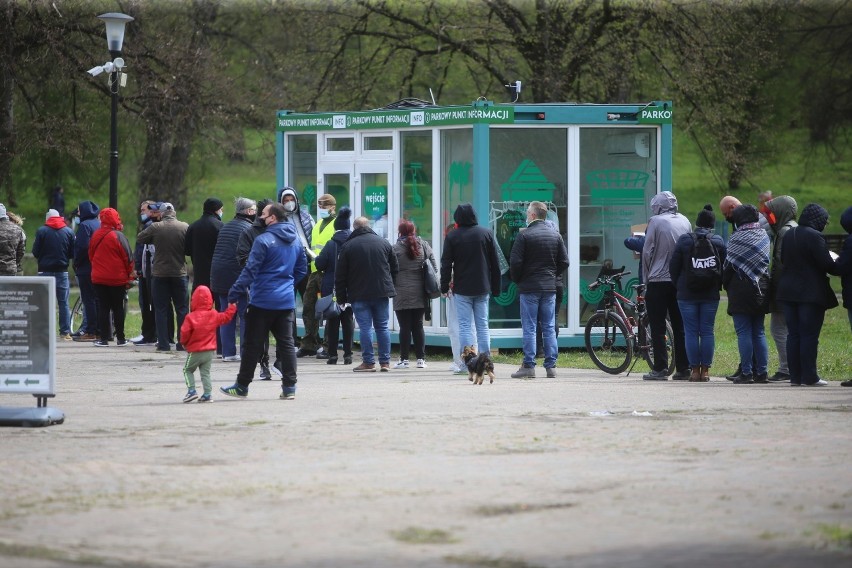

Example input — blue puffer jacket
[228,221,307,310]
[210,214,253,295]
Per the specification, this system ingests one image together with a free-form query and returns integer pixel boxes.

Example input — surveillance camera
[87,65,105,77]
[113,57,125,70]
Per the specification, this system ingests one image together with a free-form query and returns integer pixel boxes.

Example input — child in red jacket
[180,285,237,402]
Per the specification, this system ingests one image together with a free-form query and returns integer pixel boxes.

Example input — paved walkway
[1,340,851,567]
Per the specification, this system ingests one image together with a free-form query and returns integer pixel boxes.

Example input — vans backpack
[685,232,721,292]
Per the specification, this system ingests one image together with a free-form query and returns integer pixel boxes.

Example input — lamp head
[97,12,134,53]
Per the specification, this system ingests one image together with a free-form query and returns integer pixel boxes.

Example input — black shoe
[671,369,690,380]
[753,372,769,384]
[726,364,743,381]
[176,343,186,352]
[316,348,329,360]
[155,346,171,352]
[768,372,790,382]
[842,380,852,387]
[296,348,316,358]
[642,369,669,381]
[733,373,754,384]
[327,357,338,365]
[259,364,272,380]
[343,356,353,365]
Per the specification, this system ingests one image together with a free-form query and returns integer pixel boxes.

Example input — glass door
[354,162,395,241]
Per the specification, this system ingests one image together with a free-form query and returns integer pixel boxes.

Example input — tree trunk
[0,2,17,206]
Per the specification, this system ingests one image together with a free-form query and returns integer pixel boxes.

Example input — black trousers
[94,284,127,342]
[324,306,354,358]
[645,281,688,373]
[238,306,297,388]
[395,308,426,360]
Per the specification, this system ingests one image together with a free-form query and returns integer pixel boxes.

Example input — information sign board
[0,276,56,395]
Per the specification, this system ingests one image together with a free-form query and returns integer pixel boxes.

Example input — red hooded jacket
[89,208,134,286]
[180,285,236,353]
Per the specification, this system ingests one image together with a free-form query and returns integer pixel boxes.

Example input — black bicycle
[70,290,129,336]
[584,271,675,375]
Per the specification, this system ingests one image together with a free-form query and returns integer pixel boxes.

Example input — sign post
[0,276,65,427]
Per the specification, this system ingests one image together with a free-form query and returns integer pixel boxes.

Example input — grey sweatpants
[769,310,789,375]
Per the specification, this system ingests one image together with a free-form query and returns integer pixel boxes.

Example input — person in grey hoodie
[641,191,692,380]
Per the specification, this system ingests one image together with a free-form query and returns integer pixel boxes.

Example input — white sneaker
[416,359,427,368]
[393,360,409,369]
[130,335,144,343]
[223,355,242,362]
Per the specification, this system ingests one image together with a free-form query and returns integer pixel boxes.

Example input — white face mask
[283,201,296,212]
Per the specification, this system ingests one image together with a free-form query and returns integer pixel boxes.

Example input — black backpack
[685,232,721,292]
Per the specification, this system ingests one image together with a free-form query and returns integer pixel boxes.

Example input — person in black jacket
[723,205,771,384]
[315,207,354,366]
[670,205,727,381]
[509,201,569,379]
[210,197,256,361]
[776,203,839,386]
[835,206,852,387]
[440,203,501,357]
[185,198,223,291]
[335,216,398,372]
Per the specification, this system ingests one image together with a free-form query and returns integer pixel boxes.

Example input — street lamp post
[97,12,133,210]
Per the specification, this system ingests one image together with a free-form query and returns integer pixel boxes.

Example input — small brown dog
[462,345,495,385]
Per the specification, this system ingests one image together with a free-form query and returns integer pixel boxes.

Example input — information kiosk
[275,100,673,347]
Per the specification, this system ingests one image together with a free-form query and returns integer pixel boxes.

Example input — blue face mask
[73,216,80,225]
[140,214,148,222]
[318,208,330,220]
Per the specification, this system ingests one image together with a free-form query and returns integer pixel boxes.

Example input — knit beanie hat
[798,203,829,232]
[203,197,223,214]
[0,203,7,219]
[334,206,352,231]
[696,204,715,229]
[46,209,60,220]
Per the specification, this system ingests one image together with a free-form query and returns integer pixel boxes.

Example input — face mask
[140,214,148,223]
[73,216,81,225]
[216,210,223,220]
[318,208,330,219]
[283,201,296,212]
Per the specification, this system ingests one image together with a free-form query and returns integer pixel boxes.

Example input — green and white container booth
[275,100,673,348]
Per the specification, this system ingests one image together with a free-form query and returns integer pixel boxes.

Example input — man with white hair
[137,202,190,352]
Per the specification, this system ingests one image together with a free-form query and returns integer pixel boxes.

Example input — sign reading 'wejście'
[0,277,56,395]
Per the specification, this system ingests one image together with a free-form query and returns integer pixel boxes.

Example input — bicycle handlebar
[587,270,632,291]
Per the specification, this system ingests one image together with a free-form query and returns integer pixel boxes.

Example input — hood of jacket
[766,195,798,229]
[45,216,66,230]
[650,191,679,215]
[332,229,352,245]
[78,201,100,221]
[453,203,478,227]
[798,203,829,232]
[99,207,122,230]
[840,206,852,234]
[266,219,297,244]
[190,284,214,311]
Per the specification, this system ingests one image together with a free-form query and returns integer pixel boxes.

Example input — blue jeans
[76,271,98,335]
[152,276,189,350]
[218,293,247,358]
[520,292,557,368]
[782,302,826,384]
[40,271,71,335]
[454,293,490,356]
[677,300,719,367]
[732,312,768,376]
[352,298,391,365]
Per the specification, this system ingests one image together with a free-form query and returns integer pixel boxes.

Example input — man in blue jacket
[33,209,75,339]
[72,200,100,340]
[220,202,307,400]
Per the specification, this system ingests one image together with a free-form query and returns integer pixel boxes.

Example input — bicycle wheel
[638,316,675,375]
[585,312,632,374]
[70,295,84,334]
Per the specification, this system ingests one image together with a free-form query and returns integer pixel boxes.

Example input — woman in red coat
[89,208,135,346]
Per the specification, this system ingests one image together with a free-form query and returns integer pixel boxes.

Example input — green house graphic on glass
[500,159,555,201]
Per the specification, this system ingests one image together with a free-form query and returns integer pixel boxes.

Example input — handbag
[420,238,441,299]
[315,292,342,321]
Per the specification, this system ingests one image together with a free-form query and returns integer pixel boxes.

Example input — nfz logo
[692,257,717,269]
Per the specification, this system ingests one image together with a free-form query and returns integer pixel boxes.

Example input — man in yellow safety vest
[300,193,338,358]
